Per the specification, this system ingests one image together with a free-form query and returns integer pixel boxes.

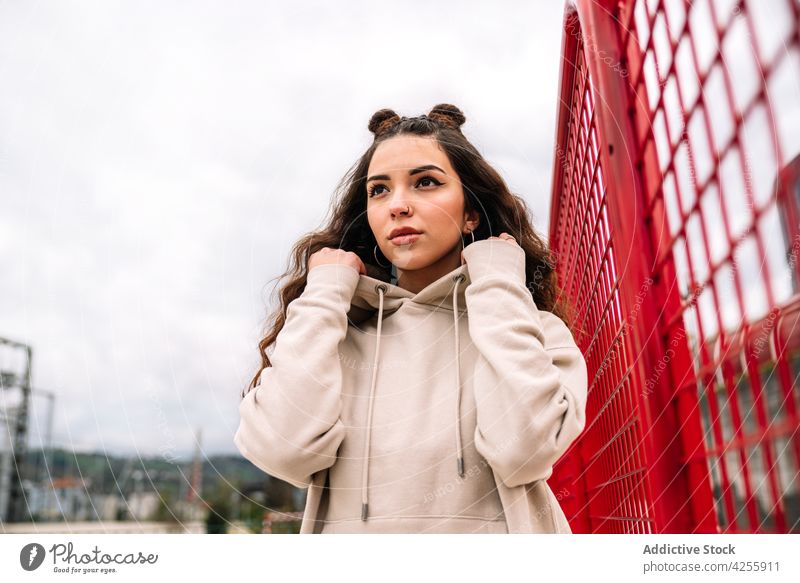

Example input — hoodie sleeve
[233,263,360,489]
[462,239,588,489]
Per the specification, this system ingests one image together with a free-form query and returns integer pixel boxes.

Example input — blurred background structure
[1,332,305,533]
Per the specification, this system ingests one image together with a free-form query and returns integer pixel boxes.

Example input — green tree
[205,484,232,534]
[153,490,180,524]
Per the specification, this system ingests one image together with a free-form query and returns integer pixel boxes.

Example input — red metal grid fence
[548,0,800,534]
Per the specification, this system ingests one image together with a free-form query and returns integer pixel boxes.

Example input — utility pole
[187,428,203,504]
[0,337,33,523]
[30,388,55,485]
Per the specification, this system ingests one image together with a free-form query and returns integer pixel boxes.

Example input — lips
[388,227,422,239]
[390,233,422,246]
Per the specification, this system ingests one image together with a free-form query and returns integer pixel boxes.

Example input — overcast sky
[1,0,567,462]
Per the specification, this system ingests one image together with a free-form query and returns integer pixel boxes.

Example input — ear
[463,209,480,233]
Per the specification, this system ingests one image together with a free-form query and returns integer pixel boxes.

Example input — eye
[368,184,388,198]
[417,176,441,188]
[367,175,443,198]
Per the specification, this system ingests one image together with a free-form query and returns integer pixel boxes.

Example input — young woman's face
[366,135,476,273]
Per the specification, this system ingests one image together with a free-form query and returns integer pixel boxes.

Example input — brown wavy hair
[241,103,578,399]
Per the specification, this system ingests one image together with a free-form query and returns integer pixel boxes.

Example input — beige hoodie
[234,238,588,533]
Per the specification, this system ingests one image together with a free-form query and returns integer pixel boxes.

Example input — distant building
[173,499,205,521]
[126,491,160,521]
[26,477,95,521]
[89,493,121,521]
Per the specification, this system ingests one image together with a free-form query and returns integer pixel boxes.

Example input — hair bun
[368,109,401,137]
[427,104,466,130]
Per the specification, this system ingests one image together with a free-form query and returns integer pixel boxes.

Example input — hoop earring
[463,229,475,245]
[373,244,389,268]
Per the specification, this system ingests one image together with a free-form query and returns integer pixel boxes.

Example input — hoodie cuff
[463,239,527,286]
[306,263,361,298]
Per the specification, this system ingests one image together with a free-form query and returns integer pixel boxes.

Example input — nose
[387,190,413,217]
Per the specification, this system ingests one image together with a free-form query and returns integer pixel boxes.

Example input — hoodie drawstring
[360,274,467,521]
[452,273,466,479]
[361,283,387,521]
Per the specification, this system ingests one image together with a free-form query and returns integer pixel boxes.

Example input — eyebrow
[366,164,446,182]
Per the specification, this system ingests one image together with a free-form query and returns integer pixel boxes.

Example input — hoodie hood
[346,263,471,325]
[345,262,472,522]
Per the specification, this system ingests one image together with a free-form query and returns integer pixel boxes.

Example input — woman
[234,104,589,533]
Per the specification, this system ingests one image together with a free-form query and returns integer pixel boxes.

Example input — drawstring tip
[457,456,465,477]
[361,502,369,521]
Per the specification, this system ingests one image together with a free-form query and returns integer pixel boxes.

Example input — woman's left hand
[461,232,519,264]
[488,232,518,246]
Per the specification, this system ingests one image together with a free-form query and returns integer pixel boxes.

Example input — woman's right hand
[308,247,367,276]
